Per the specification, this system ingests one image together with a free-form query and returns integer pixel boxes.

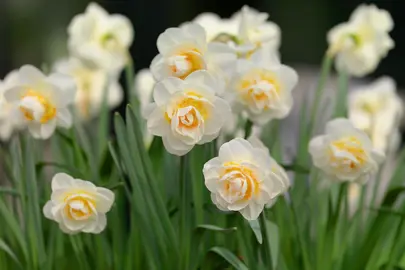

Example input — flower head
[150,23,236,82]
[203,137,290,220]
[3,65,76,140]
[349,77,403,152]
[327,4,394,77]
[143,70,231,156]
[68,3,134,73]
[309,118,384,184]
[236,6,280,57]
[43,173,115,234]
[229,49,298,125]
[54,57,123,120]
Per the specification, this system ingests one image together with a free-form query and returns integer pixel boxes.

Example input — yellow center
[238,68,280,110]
[64,193,96,221]
[329,136,367,170]
[20,90,56,123]
[169,49,205,79]
[165,92,209,124]
[222,162,260,201]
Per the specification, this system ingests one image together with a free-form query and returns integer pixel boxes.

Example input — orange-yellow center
[329,136,367,170]
[222,162,260,201]
[20,90,56,123]
[64,194,95,221]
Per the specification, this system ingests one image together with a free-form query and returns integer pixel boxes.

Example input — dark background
[0,0,402,85]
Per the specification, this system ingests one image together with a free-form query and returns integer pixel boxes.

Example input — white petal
[278,65,299,92]
[203,157,221,192]
[57,108,72,129]
[39,120,57,139]
[147,106,170,136]
[92,214,107,234]
[95,187,115,213]
[150,54,169,81]
[18,65,45,85]
[72,179,97,191]
[239,203,264,220]
[43,201,55,220]
[3,86,27,102]
[162,133,194,156]
[185,70,218,91]
[153,77,183,106]
[109,15,134,47]
[181,23,207,50]
[218,138,253,162]
[52,173,75,191]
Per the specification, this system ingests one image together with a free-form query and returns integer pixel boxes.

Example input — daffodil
[0,70,23,141]
[3,65,76,140]
[54,57,123,120]
[43,173,115,234]
[235,6,280,58]
[327,4,394,77]
[348,77,403,153]
[203,137,290,220]
[309,118,384,184]
[68,2,134,73]
[143,70,231,156]
[150,23,236,82]
[229,49,298,125]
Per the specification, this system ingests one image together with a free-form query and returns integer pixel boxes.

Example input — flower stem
[333,69,349,118]
[125,55,141,110]
[308,54,333,137]
[179,155,190,269]
[259,211,273,269]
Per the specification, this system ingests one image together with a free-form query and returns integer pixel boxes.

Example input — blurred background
[0,0,402,81]
[0,0,403,136]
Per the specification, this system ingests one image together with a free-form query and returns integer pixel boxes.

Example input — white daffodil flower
[327,4,394,77]
[43,173,115,234]
[235,6,280,57]
[54,57,123,120]
[150,23,236,82]
[203,137,290,220]
[3,65,76,140]
[309,118,385,184]
[143,70,232,156]
[229,49,298,125]
[0,70,23,141]
[68,2,134,73]
[349,77,403,153]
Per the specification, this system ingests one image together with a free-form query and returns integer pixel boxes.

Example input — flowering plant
[1,3,404,270]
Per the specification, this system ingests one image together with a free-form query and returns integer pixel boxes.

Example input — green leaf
[248,220,262,244]
[0,238,22,269]
[266,220,280,269]
[196,225,237,233]
[210,247,249,270]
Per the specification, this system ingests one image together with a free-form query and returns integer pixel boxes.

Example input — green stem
[259,211,273,269]
[244,120,253,139]
[333,70,349,118]
[179,155,190,269]
[308,55,333,137]
[125,55,141,109]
